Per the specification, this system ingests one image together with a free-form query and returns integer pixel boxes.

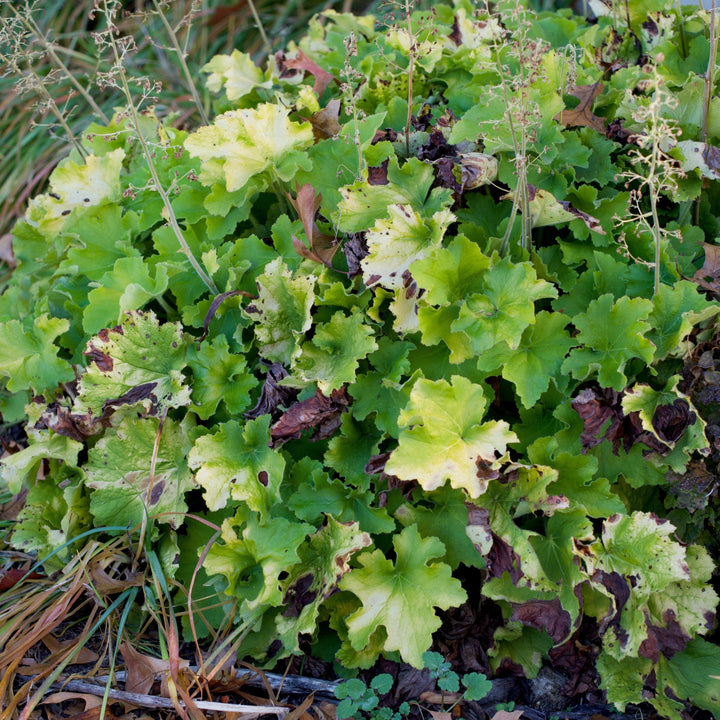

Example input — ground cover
[1,0,720,718]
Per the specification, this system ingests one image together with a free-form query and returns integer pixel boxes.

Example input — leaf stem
[151,0,210,126]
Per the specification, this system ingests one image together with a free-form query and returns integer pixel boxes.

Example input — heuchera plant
[2,0,720,716]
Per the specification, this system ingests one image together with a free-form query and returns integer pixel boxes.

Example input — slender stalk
[702,0,717,144]
[404,0,415,159]
[650,187,662,296]
[10,4,110,123]
[151,0,209,126]
[246,0,272,56]
[133,407,167,566]
[102,1,218,295]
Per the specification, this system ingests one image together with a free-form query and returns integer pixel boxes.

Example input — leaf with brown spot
[558,82,606,134]
[288,184,339,268]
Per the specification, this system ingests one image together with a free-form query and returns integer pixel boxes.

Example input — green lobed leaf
[0,315,73,394]
[245,258,315,366]
[188,416,284,513]
[561,294,655,391]
[187,335,258,420]
[476,311,576,408]
[340,524,467,667]
[288,309,378,393]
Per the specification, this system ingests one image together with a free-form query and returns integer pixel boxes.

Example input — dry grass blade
[0,536,141,718]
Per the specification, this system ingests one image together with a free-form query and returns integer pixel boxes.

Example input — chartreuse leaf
[361,205,455,289]
[184,104,313,193]
[275,516,372,653]
[476,311,575,408]
[0,315,73,394]
[289,310,378,393]
[84,415,194,530]
[340,524,466,667]
[327,592,389,669]
[385,376,517,497]
[412,235,491,306]
[74,311,190,415]
[335,156,448,233]
[1,431,81,494]
[204,507,311,616]
[83,257,170,334]
[187,335,258,420]
[202,50,272,101]
[246,258,315,366]
[25,148,125,235]
[561,294,655,391]
[188,416,284,514]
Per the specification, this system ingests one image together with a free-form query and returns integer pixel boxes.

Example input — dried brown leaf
[271,387,350,445]
[310,99,342,140]
[558,82,606,133]
[510,598,573,644]
[120,642,189,697]
[490,711,525,720]
[693,243,720,293]
[288,184,338,268]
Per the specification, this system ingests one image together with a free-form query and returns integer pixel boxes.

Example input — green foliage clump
[2,0,720,717]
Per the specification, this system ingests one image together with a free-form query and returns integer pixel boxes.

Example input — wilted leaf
[693,243,720,294]
[558,82,606,133]
[121,642,189,696]
[310,98,342,140]
[271,386,350,444]
[288,184,339,267]
[189,416,284,513]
